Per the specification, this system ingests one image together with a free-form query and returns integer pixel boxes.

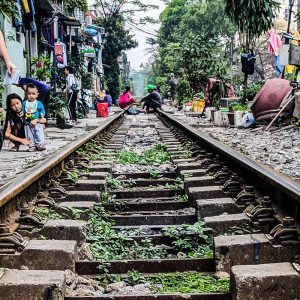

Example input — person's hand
[30,119,38,127]
[20,138,32,146]
[5,60,16,76]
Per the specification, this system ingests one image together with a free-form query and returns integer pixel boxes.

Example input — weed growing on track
[67,171,80,183]
[162,222,213,258]
[148,168,162,179]
[35,207,85,220]
[35,207,62,220]
[148,272,229,293]
[116,143,170,165]
[106,173,136,189]
[87,205,169,260]
[164,177,184,190]
[174,194,189,202]
[175,145,192,159]
[77,141,115,161]
[96,271,229,294]
[87,205,213,260]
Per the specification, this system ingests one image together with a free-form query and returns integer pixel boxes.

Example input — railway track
[0,111,300,300]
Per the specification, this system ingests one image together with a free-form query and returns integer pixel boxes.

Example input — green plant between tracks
[116,143,170,165]
[96,271,229,294]
[164,177,184,190]
[87,204,213,260]
[35,206,86,220]
[106,173,136,190]
[67,171,80,183]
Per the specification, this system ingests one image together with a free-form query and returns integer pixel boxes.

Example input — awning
[35,0,54,12]
[59,15,82,27]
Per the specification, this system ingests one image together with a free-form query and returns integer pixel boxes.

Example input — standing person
[0,30,16,76]
[103,90,113,113]
[16,76,50,117]
[168,73,178,104]
[118,86,135,110]
[23,84,47,151]
[64,66,78,123]
[0,30,16,150]
[140,85,162,112]
[2,94,31,151]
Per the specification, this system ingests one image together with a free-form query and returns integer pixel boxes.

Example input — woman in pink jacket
[118,86,135,110]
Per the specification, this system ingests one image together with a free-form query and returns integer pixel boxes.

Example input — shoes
[27,146,36,152]
[27,145,46,151]
[10,145,20,151]
[36,145,46,151]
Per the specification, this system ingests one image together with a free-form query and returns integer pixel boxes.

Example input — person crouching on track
[140,85,162,112]
[1,93,31,151]
[23,83,46,151]
[119,86,135,111]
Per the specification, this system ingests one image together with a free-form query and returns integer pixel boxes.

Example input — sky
[87,0,165,70]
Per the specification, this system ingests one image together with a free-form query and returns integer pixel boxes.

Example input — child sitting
[23,83,47,151]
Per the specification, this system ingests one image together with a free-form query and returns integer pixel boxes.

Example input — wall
[0,13,26,107]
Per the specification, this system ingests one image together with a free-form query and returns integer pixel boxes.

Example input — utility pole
[287,0,295,34]
[298,0,300,31]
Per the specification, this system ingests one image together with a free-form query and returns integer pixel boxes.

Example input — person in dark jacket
[140,85,162,112]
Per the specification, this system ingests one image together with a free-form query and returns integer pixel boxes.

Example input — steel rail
[157,110,300,204]
[0,111,124,208]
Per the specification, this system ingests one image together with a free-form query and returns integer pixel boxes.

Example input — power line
[126,21,158,37]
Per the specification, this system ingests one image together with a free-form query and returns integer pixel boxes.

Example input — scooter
[77,98,87,117]
[77,89,92,117]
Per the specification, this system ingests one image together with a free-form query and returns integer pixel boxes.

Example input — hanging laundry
[268,29,284,77]
[241,52,256,75]
[268,29,282,55]
[21,0,30,13]
[22,0,37,31]
[62,42,68,66]
[54,43,63,55]
[14,0,23,28]
[29,0,35,14]
[275,55,284,77]
[54,42,68,67]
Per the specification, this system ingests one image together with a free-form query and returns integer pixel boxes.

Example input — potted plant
[31,55,52,82]
[48,93,69,127]
[241,82,263,102]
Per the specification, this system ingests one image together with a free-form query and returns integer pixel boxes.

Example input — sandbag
[251,79,292,121]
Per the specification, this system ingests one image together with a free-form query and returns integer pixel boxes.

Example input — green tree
[224,0,280,85]
[95,15,136,103]
[181,33,229,92]
[93,0,158,103]
[225,0,280,47]
[150,0,235,100]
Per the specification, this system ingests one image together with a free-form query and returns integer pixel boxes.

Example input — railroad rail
[157,110,300,219]
[0,111,299,300]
